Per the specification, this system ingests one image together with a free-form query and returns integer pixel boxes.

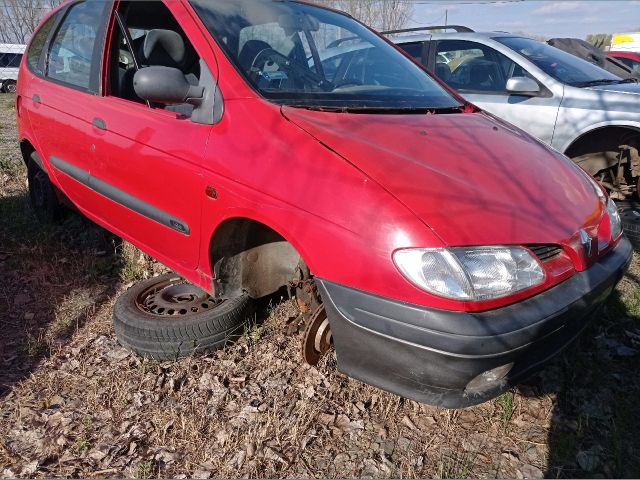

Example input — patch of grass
[24,333,48,358]
[496,391,515,424]
[136,460,154,479]
[243,314,266,345]
[74,437,90,452]
[438,452,475,479]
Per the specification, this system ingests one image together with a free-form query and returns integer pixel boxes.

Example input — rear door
[88,1,213,269]
[431,39,561,144]
[25,1,111,214]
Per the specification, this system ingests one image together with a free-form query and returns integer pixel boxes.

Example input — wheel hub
[135,276,222,317]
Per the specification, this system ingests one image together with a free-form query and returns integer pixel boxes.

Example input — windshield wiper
[572,78,637,87]
[292,105,465,114]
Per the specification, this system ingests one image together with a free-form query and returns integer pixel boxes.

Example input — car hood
[282,107,602,246]
[586,82,640,94]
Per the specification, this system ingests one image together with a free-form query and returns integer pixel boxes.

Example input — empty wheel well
[19,140,37,168]
[209,218,302,299]
[565,126,639,158]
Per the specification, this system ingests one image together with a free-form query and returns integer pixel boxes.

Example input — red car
[609,50,640,75]
[17,0,631,407]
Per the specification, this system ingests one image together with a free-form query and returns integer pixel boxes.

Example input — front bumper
[317,236,632,408]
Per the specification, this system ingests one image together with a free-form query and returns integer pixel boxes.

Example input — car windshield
[189,0,463,110]
[495,36,623,87]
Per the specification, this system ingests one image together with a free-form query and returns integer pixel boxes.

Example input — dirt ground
[1,92,640,478]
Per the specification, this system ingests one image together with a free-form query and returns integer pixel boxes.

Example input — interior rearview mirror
[505,76,540,96]
[133,66,204,106]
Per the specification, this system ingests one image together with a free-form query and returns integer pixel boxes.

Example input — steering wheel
[250,48,333,91]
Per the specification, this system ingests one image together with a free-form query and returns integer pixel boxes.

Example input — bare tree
[0,0,62,44]
[312,0,412,31]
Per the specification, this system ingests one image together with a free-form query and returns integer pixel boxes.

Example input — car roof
[387,31,519,44]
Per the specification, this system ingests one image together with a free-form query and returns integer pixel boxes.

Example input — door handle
[92,117,107,130]
[32,94,40,103]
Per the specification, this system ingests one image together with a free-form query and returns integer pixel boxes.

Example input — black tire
[113,274,254,360]
[3,80,16,94]
[27,154,65,223]
[617,201,640,249]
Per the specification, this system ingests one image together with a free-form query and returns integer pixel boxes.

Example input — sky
[408,0,640,39]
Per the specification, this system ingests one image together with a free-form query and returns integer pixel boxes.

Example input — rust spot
[205,185,218,199]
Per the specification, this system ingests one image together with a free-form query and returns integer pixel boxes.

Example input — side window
[0,53,11,68]
[107,1,202,114]
[9,54,23,68]
[27,15,57,74]
[617,57,640,74]
[435,40,531,94]
[398,42,423,64]
[47,1,107,90]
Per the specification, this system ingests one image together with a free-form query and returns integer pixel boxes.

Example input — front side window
[496,36,622,87]
[434,40,532,94]
[107,0,202,116]
[27,14,57,74]
[47,1,107,90]
[190,0,462,110]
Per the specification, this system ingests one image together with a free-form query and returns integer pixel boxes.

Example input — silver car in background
[383,28,640,199]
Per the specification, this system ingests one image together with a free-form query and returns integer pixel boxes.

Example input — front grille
[527,244,562,262]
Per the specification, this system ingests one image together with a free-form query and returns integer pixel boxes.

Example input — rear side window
[27,15,56,74]
[46,1,108,91]
[398,42,424,63]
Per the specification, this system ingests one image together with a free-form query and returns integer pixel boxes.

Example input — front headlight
[606,197,622,241]
[394,246,545,301]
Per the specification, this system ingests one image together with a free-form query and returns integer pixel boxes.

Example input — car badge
[579,229,592,257]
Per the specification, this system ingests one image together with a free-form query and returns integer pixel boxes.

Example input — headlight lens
[606,197,622,241]
[394,246,545,301]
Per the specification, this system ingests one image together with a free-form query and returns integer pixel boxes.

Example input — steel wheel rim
[135,276,223,317]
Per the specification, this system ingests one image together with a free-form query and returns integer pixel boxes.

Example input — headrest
[435,63,451,82]
[141,29,185,67]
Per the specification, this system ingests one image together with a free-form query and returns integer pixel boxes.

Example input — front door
[89,1,215,269]
[431,39,561,145]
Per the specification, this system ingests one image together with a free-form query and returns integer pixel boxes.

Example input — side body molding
[50,156,190,235]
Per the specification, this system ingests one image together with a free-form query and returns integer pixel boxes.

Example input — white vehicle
[0,43,26,93]
[612,33,640,52]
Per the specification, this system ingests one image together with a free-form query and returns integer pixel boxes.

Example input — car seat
[435,62,452,83]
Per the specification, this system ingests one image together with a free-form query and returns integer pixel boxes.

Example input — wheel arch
[208,216,313,300]
[563,123,640,158]
[19,138,38,168]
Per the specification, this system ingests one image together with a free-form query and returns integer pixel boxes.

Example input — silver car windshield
[190,0,463,110]
[496,36,623,87]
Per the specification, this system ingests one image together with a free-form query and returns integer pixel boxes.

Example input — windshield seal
[189,0,463,110]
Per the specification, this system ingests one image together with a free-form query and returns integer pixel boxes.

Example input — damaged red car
[17,0,631,407]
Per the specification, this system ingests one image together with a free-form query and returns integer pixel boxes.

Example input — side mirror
[133,66,204,105]
[505,76,540,96]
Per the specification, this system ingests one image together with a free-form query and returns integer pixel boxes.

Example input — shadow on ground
[517,283,640,477]
[0,189,124,396]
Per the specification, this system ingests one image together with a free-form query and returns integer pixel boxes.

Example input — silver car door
[432,39,561,144]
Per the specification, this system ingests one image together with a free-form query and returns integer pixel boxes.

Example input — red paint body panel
[16,0,617,314]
